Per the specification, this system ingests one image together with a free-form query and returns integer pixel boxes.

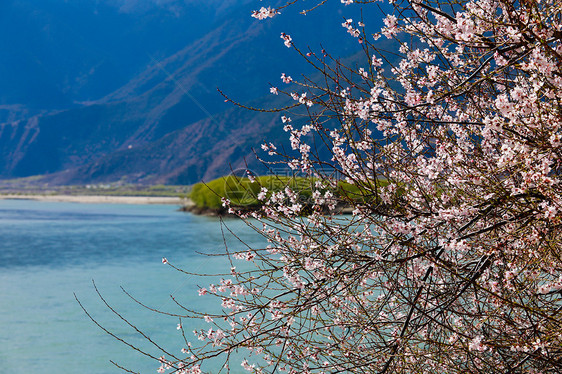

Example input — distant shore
[0,194,188,205]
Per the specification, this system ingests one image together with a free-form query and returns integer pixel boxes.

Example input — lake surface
[0,199,261,373]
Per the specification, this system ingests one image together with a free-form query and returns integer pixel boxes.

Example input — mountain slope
[0,1,382,185]
[44,105,283,185]
[0,0,252,110]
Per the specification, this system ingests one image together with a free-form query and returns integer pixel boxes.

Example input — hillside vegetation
[189,175,387,214]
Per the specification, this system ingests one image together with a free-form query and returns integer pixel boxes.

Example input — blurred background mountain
[0,0,377,185]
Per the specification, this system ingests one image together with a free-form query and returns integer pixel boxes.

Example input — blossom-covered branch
[93,0,562,373]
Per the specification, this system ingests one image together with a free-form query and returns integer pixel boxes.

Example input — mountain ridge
[0,1,382,186]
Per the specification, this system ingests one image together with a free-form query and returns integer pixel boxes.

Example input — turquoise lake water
[0,199,262,373]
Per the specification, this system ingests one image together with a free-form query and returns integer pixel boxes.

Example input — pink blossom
[251,7,278,20]
[382,15,398,38]
[281,73,293,83]
[280,32,292,48]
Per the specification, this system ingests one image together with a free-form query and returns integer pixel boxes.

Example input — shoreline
[0,194,187,205]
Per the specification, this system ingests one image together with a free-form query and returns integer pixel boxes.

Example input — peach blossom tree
[105,0,562,373]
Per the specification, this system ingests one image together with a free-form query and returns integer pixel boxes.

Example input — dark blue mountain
[0,0,384,185]
[0,0,250,110]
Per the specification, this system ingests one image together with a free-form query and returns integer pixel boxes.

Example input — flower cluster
[251,6,278,20]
